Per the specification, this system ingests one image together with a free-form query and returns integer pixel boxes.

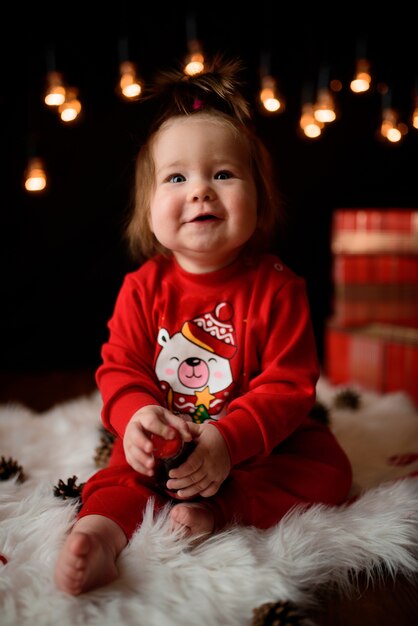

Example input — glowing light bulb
[387,127,402,142]
[380,107,406,143]
[183,39,205,76]
[314,88,336,123]
[44,71,66,106]
[259,76,283,113]
[24,157,47,192]
[58,88,82,122]
[350,59,371,93]
[119,61,142,99]
[299,103,323,138]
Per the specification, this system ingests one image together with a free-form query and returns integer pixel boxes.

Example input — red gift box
[330,209,418,328]
[330,272,418,327]
[324,322,418,406]
[332,209,418,255]
[333,254,418,285]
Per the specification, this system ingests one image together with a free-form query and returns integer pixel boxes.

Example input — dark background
[2,2,417,373]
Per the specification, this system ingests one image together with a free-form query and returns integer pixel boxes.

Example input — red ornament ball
[150,430,182,459]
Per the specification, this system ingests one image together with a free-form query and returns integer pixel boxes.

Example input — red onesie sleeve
[96,270,166,438]
[213,276,319,466]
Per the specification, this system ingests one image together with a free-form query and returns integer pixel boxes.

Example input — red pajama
[82,253,353,538]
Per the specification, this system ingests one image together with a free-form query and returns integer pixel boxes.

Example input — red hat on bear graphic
[181,302,237,359]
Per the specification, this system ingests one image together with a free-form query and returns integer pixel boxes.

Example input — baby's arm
[123,405,198,475]
[166,423,231,499]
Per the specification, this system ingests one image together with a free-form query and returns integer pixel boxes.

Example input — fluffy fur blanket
[1,378,418,626]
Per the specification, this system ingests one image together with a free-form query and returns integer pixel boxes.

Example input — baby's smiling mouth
[191,214,219,222]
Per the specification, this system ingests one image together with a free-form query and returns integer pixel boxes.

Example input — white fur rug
[1,378,418,626]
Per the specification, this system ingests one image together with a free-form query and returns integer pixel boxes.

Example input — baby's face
[149,113,257,274]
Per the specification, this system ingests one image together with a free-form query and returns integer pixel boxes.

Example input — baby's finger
[174,477,212,499]
[163,411,197,440]
[125,441,155,474]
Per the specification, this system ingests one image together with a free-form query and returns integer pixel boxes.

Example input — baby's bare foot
[170,503,214,537]
[54,531,119,595]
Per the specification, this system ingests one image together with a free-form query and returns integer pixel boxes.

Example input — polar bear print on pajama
[154,302,237,423]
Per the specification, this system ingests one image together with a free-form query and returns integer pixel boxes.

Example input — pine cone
[0,456,26,482]
[308,401,330,426]
[252,599,311,626]
[334,388,361,410]
[53,475,85,500]
[94,426,116,468]
[251,600,312,626]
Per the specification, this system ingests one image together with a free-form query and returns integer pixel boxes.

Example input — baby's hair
[148,55,252,130]
[126,55,282,261]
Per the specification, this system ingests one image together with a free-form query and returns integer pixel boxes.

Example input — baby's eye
[214,170,232,180]
[169,174,186,183]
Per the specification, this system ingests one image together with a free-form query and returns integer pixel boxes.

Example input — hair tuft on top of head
[146,54,252,129]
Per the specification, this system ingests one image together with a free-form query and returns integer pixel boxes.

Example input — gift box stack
[324,208,418,406]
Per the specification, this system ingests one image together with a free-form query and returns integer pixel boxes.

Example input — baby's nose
[190,182,215,202]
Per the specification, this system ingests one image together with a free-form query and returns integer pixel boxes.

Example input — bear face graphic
[154,303,237,420]
[155,328,233,396]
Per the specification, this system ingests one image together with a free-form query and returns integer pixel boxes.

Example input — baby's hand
[123,405,198,475]
[165,423,231,498]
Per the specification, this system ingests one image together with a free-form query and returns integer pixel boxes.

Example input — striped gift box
[330,211,418,327]
[331,209,418,255]
[324,322,418,406]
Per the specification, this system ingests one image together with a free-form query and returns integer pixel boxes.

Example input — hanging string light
[314,66,337,124]
[24,113,47,193]
[44,70,66,107]
[119,60,142,99]
[43,46,83,123]
[379,88,408,143]
[314,87,337,123]
[183,40,205,76]
[117,38,142,100]
[259,75,283,113]
[299,81,323,139]
[350,58,372,93]
[43,47,66,107]
[258,52,284,114]
[381,108,402,142]
[183,14,205,76]
[300,103,323,138]
[22,40,418,189]
[58,88,82,122]
[24,157,47,192]
[350,39,371,94]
